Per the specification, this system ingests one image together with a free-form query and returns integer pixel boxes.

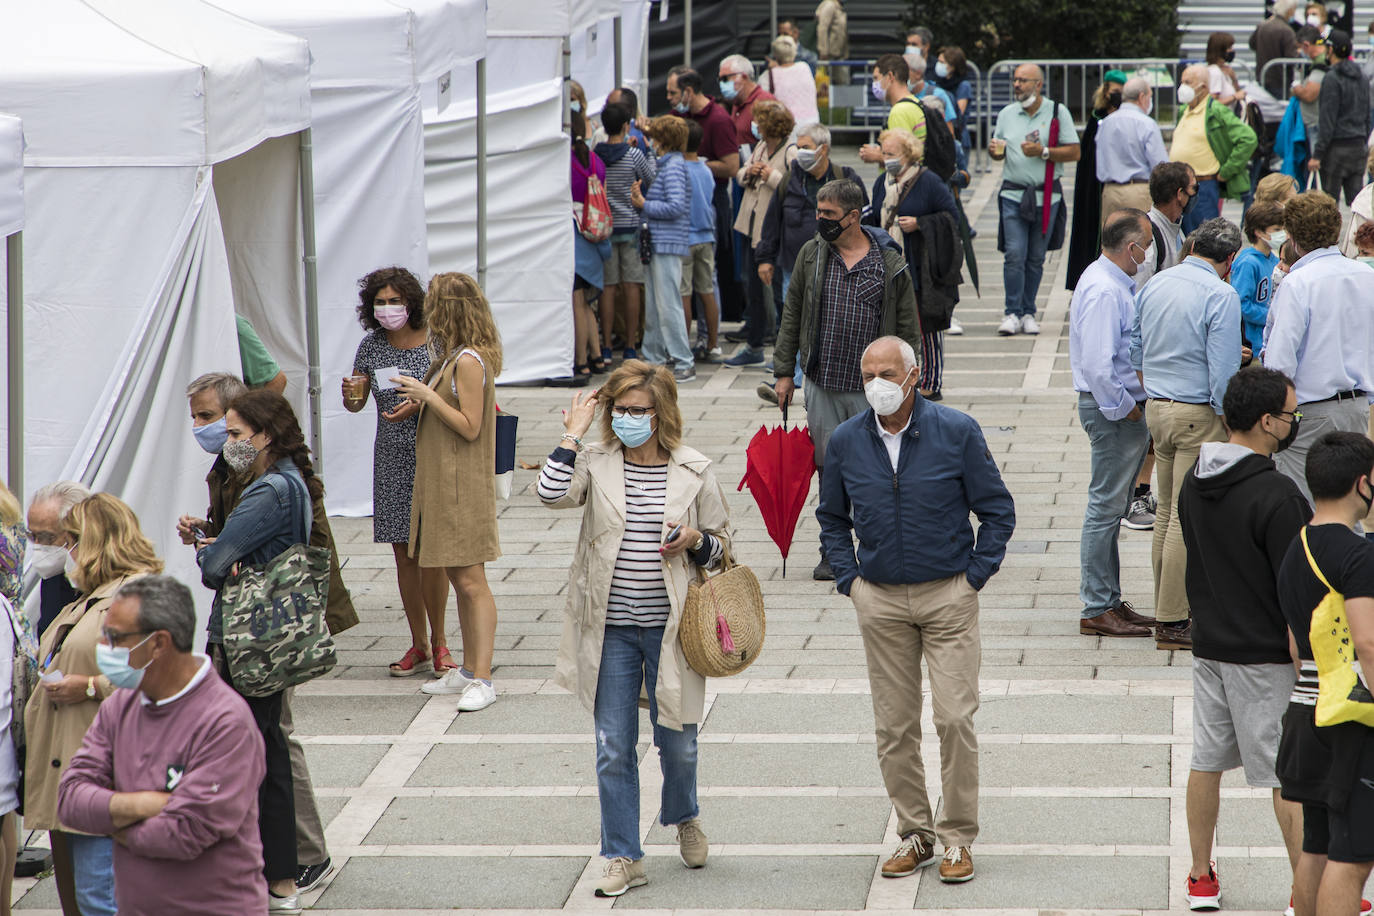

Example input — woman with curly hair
[342,266,451,677]
[396,273,504,711]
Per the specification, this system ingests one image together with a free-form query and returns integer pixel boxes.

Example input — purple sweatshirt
[58,660,267,916]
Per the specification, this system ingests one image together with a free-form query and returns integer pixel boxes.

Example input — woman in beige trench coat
[537,360,732,900]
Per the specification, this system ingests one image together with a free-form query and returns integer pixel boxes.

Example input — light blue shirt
[1070,255,1148,419]
[1131,256,1242,412]
[913,82,957,123]
[1264,246,1374,404]
[1095,105,1168,184]
[993,98,1079,207]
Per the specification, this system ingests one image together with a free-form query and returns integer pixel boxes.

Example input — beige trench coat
[733,140,797,247]
[549,441,732,731]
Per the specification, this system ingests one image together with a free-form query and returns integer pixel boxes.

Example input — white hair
[863,336,918,373]
[1274,0,1298,17]
[771,35,797,64]
[30,480,93,519]
[1122,76,1150,101]
[797,122,831,148]
[903,50,926,76]
[721,54,756,81]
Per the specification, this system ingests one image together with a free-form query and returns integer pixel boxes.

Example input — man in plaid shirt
[772,179,921,579]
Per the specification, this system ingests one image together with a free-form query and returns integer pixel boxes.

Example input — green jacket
[773,227,921,382]
[1176,98,1258,200]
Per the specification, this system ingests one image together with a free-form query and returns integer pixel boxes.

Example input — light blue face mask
[192,416,228,454]
[611,414,655,448]
[96,633,155,690]
[720,79,739,101]
[571,100,582,113]
[750,121,761,140]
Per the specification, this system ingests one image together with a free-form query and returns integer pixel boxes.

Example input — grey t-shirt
[1300,68,1325,128]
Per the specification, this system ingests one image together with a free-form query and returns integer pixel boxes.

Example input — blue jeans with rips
[594,624,699,861]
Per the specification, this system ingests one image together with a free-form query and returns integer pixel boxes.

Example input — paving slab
[290,694,428,735]
[303,743,391,787]
[408,742,601,787]
[645,795,893,845]
[317,855,586,909]
[704,693,875,735]
[365,795,601,846]
[1215,795,1287,849]
[971,795,1170,845]
[978,743,1172,786]
[695,743,886,788]
[913,854,1170,908]
[976,693,1173,734]
[611,855,874,910]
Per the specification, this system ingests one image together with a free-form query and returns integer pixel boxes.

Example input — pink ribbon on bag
[716,615,736,654]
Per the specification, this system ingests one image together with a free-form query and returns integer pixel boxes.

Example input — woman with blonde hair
[537,360,731,898]
[396,272,503,711]
[761,34,819,124]
[630,116,694,380]
[27,493,161,916]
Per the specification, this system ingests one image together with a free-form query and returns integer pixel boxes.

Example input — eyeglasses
[720,72,744,80]
[100,628,151,645]
[373,297,405,307]
[610,405,655,419]
[30,529,63,547]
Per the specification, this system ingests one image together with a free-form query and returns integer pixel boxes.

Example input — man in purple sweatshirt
[58,576,271,916]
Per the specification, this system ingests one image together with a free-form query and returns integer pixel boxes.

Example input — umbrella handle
[782,402,788,430]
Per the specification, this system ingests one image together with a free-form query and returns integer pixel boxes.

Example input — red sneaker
[1283,893,1371,915]
[1186,864,1220,911]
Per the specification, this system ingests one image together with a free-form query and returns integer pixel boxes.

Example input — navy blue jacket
[817,398,1015,595]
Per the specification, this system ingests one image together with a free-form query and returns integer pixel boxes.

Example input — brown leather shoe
[1113,600,1156,627]
[1156,619,1193,650]
[880,835,935,878]
[938,846,974,883]
[1080,608,1152,637]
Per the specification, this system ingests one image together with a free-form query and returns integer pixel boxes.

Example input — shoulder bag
[680,543,765,677]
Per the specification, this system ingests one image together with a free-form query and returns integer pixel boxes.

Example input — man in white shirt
[1264,190,1374,505]
[1136,162,1198,289]
[1095,78,1168,225]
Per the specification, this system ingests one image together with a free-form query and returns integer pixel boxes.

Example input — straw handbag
[680,544,765,677]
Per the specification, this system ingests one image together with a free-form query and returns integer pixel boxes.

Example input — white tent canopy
[0,0,311,633]
[208,0,482,516]
[0,116,22,239]
[1,113,23,499]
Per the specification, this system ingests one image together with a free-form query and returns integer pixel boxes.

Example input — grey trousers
[280,687,330,866]
[1276,397,1369,508]
[803,381,870,469]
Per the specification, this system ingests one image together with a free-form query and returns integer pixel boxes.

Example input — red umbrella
[738,405,816,576]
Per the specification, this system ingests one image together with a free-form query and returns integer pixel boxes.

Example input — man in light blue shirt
[989,64,1081,337]
[1071,209,1157,638]
[1131,217,1244,650]
[1096,78,1168,225]
[1263,190,1374,505]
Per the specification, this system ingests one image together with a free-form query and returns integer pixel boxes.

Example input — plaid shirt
[812,240,886,391]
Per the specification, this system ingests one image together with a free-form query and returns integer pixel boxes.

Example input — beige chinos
[280,688,329,865]
[851,574,981,848]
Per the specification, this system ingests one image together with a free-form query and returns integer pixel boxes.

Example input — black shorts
[1290,719,1374,863]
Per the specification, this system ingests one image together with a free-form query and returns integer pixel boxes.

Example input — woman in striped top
[539,360,732,899]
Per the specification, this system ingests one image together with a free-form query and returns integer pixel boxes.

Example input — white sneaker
[421,668,474,696]
[1020,314,1040,335]
[997,315,1020,336]
[946,317,963,336]
[457,680,496,711]
[268,893,301,914]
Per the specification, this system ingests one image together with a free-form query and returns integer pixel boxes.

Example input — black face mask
[1224,49,1236,62]
[1269,413,1300,452]
[817,214,848,242]
[1106,89,1123,109]
[1182,189,1199,216]
[1360,477,1374,515]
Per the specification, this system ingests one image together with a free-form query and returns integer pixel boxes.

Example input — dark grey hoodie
[1315,57,1371,157]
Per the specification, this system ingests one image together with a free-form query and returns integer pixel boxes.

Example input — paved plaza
[15,156,1353,913]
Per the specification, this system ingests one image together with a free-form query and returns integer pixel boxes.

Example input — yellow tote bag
[1300,528,1374,728]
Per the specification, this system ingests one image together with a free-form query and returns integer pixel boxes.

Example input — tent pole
[297,129,324,475]
[684,0,692,66]
[6,232,20,499]
[476,57,488,290]
[562,36,572,137]
[769,0,777,45]
[613,15,623,90]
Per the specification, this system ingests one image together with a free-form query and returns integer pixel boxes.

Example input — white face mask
[1267,228,1289,250]
[1307,13,1322,26]
[27,543,68,580]
[1272,264,1288,294]
[1142,95,1153,116]
[1129,240,1155,276]
[1019,92,1038,110]
[864,370,913,416]
[64,547,80,589]
[1177,83,1197,105]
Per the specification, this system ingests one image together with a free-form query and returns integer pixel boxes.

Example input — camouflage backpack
[220,473,336,697]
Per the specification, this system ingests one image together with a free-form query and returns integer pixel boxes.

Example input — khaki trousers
[1100,182,1152,228]
[1145,400,1226,623]
[851,575,981,847]
[280,687,330,865]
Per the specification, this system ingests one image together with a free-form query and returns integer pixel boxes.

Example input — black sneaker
[724,328,750,343]
[813,556,835,581]
[296,858,334,893]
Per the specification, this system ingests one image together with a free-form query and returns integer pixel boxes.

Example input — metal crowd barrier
[1259,56,1318,100]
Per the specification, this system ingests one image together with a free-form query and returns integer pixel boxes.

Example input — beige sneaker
[593,856,647,897]
[676,818,709,868]
[939,846,974,883]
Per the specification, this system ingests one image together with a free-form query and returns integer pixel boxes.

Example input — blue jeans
[641,252,694,369]
[594,624,699,860]
[1181,177,1221,236]
[999,196,1060,318]
[69,833,117,916]
[1077,393,1150,618]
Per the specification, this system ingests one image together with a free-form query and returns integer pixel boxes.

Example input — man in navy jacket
[817,336,1015,886]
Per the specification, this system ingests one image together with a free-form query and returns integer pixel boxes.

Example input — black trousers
[213,646,297,882]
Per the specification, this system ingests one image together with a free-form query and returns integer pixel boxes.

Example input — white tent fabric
[210,0,478,515]
[570,1,648,113]
[0,115,23,239]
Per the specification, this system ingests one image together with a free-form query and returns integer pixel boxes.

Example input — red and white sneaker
[1285,896,1374,916]
[1185,864,1220,911]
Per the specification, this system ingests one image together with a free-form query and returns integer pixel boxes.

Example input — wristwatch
[1040,147,1051,161]
[85,677,96,699]
[691,533,705,552]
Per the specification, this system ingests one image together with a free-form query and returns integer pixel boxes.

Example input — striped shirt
[537,447,723,628]
[1290,659,1319,706]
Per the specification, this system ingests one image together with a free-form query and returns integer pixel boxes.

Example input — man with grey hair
[1249,0,1300,98]
[58,575,276,914]
[1095,77,1167,226]
[718,53,775,147]
[26,480,93,636]
[818,334,1014,885]
[773,180,919,579]
[1131,216,1244,650]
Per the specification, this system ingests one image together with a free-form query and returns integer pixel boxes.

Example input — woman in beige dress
[396,272,503,712]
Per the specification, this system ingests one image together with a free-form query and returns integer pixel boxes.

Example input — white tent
[206,0,482,516]
[426,0,642,385]
[1,114,23,497]
[0,0,312,630]
[571,0,651,114]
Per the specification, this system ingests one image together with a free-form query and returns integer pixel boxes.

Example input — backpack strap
[1151,222,1166,270]
[1300,527,1335,591]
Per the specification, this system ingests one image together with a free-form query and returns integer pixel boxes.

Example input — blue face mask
[192,416,228,454]
[750,121,761,140]
[719,79,738,101]
[611,414,655,448]
[571,100,582,113]
[96,634,154,690]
